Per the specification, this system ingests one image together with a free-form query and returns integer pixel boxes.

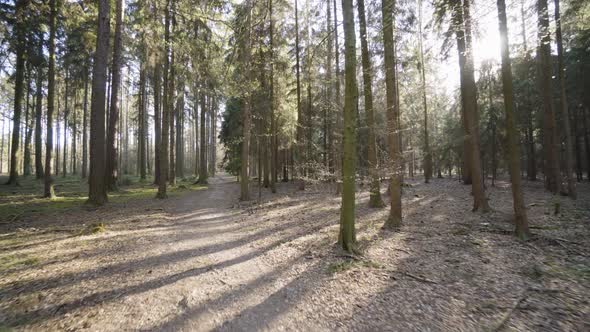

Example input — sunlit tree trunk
[23,65,33,177]
[44,0,58,197]
[452,0,489,212]
[357,0,383,208]
[81,63,89,179]
[339,0,357,252]
[382,0,402,227]
[537,0,560,194]
[497,0,531,240]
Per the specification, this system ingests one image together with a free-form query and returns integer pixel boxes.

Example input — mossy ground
[0,175,206,223]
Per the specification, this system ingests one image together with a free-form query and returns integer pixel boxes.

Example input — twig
[401,272,438,284]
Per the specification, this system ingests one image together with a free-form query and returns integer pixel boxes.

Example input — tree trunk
[339,0,357,252]
[357,0,383,208]
[418,0,432,183]
[44,0,57,197]
[537,0,560,194]
[106,0,123,190]
[382,0,402,228]
[71,91,77,175]
[333,0,341,178]
[553,0,575,199]
[240,1,252,201]
[23,65,33,177]
[453,0,489,212]
[34,47,44,179]
[6,0,28,185]
[169,47,176,185]
[157,0,171,199]
[153,63,162,184]
[62,72,69,178]
[176,80,185,179]
[87,0,110,205]
[294,0,304,190]
[82,63,89,178]
[497,0,531,240]
[199,90,208,184]
[139,61,147,180]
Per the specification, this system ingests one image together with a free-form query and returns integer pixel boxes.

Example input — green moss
[0,175,206,223]
[0,254,40,271]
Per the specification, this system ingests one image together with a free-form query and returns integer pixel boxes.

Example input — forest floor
[0,173,589,331]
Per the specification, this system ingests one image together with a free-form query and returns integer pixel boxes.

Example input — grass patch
[0,254,40,271]
[82,222,106,235]
[0,175,207,223]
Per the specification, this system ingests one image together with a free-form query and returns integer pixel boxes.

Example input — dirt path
[1,175,589,331]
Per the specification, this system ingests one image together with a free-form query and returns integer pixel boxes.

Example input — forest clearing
[1,0,590,330]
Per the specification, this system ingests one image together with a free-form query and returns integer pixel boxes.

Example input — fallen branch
[401,272,438,284]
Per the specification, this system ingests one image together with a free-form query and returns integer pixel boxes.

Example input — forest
[0,0,589,330]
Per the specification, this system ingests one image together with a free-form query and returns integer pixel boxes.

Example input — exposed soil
[1,174,589,331]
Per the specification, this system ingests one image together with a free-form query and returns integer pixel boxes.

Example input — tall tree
[240,1,252,201]
[44,0,57,198]
[418,0,432,183]
[554,0,576,199]
[537,0,560,194]
[357,0,384,208]
[157,0,171,199]
[497,0,531,240]
[294,0,304,190]
[81,62,89,178]
[6,0,28,185]
[87,0,110,205]
[452,0,489,212]
[269,0,277,193]
[34,36,44,179]
[339,0,358,252]
[106,0,123,190]
[382,0,402,227]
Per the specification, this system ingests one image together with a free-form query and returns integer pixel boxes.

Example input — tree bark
[553,0,575,199]
[87,0,111,205]
[34,43,44,178]
[453,0,489,212]
[418,0,432,183]
[44,0,57,197]
[240,1,252,201]
[106,0,123,190]
[357,0,383,208]
[382,0,402,227]
[339,0,357,252]
[82,63,89,178]
[6,0,28,185]
[537,0,560,194]
[497,0,531,240]
[157,0,171,199]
